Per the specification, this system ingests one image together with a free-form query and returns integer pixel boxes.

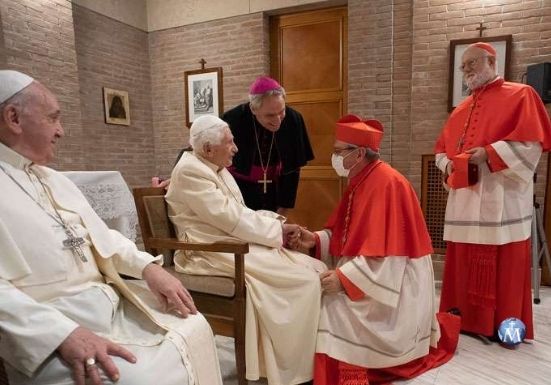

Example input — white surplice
[435,141,541,245]
[166,151,327,385]
[0,143,221,385]
[314,231,440,368]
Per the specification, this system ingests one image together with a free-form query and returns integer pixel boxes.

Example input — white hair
[0,84,35,116]
[0,84,48,135]
[365,147,380,160]
[189,115,228,154]
[248,87,286,110]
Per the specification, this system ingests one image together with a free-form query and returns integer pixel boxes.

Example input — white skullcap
[0,70,34,104]
[190,115,228,137]
[189,115,229,151]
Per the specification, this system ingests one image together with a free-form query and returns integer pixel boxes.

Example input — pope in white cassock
[165,114,327,385]
[0,70,222,385]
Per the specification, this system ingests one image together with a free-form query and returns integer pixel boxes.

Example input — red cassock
[435,79,551,157]
[434,78,551,339]
[325,161,433,260]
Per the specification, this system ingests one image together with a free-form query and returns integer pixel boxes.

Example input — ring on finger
[85,357,96,368]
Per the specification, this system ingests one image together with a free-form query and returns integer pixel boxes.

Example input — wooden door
[270,7,348,230]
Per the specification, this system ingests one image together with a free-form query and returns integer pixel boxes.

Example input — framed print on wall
[103,87,130,125]
[184,67,223,127]
[448,35,512,111]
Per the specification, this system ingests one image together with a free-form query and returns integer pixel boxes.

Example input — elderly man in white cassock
[0,70,222,385]
[165,114,327,385]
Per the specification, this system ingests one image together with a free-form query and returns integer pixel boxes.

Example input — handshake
[282,224,342,293]
[282,223,316,251]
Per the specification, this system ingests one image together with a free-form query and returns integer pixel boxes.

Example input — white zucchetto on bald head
[189,115,228,152]
[0,70,34,104]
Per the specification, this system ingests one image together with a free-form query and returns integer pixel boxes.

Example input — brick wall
[348,0,394,161]
[410,0,551,199]
[348,0,551,199]
[2,1,550,197]
[149,12,270,179]
[73,5,154,186]
[0,2,154,187]
[0,8,6,67]
[348,1,415,180]
[0,0,84,170]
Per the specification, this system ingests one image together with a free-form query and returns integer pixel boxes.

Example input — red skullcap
[469,42,497,56]
[335,114,384,151]
[249,76,282,95]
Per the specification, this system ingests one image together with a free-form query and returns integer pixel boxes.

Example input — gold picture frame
[103,87,130,126]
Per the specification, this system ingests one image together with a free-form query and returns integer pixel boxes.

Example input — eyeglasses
[459,56,488,72]
[332,146,358,156]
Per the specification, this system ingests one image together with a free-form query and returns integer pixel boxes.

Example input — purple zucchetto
[249,76,282,95]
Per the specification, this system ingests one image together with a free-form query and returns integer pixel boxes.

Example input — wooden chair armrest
[148,237,248,297]
[148,237,248,253]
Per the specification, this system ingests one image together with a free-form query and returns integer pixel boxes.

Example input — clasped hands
[57,263,196,385]
[282,224,343,294]
[282,223,315,250]
[446,146,488,175]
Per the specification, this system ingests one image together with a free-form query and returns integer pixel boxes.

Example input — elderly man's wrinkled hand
[142,263,197,317]
[151,177,171,189]
[57,326,136,385]
[285,225,316,251]
[283,223,300,238]
[297,227,316,250]
[282,223,300,247]
[320,270,343,294]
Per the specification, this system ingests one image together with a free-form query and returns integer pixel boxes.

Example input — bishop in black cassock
[222,76,314,213]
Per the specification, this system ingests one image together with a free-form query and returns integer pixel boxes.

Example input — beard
[464,66,495,91]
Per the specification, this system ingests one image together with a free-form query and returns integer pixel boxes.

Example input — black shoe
[447,307,461,316]
[476,334,493,345]
[488,332,500,343]
[460,331,494,345]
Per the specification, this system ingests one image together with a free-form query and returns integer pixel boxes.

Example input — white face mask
[332,148,362,177]
[331,153,350,177]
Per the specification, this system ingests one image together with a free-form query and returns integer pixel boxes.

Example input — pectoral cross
[61,225,88,262]
[258,172,272,194]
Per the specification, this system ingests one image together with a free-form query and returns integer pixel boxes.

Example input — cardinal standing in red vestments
[434,42,551,342]
[291,115,460,385]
